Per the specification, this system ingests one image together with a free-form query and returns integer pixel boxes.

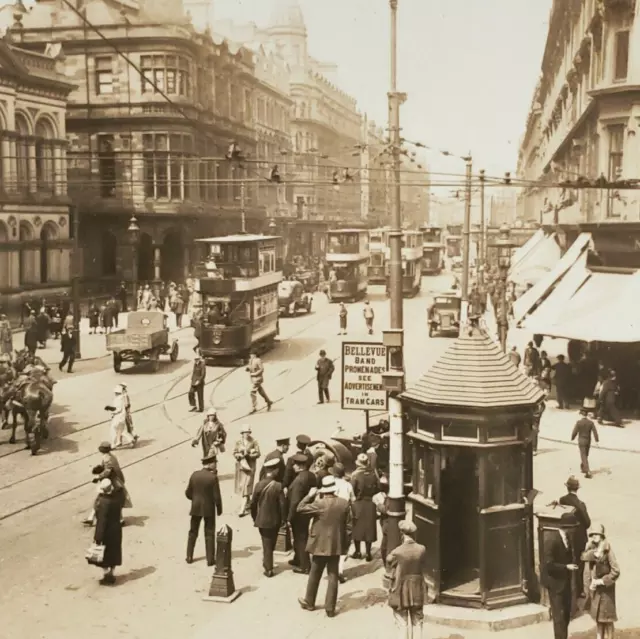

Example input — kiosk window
[413,444,437,501]
[486,450,521,507]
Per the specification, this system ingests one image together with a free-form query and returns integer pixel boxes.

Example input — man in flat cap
[251,457,286,578]
[287,452,317,574]
[185,453,223,566]
[384,519,429,637]
[259,437,290,483]
[283,434,313,488]
[188,353,206,413]
[297,475,352,618]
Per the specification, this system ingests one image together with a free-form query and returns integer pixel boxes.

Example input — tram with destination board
[420,225,444,275]
[385,229,423,297]
[193,234,283,363]
[326,228,369,302]
[367,227,389,284]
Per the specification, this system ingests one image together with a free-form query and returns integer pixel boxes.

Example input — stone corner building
[0,36,73,323]
[16,0,266,292]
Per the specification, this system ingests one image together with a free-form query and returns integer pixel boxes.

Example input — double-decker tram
[326,228,369,302]
[386,230,423,297]
[367,227,388,284]
[193,234,283,363]
[420,225,444,275]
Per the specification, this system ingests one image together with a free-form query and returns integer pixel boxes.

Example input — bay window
[141,54,191,97]
[143,133,194,200]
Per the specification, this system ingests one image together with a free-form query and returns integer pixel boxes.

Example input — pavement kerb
[539,433,640,455]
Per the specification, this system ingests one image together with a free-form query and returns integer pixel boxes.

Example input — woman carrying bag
[88,478,123,585]
[581,524,620,639]
[233,426,261,516]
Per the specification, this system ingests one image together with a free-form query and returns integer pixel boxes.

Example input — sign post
[341,342,389,412]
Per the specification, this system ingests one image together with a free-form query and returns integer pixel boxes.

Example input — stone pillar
[1,137,11,191]
[153,246,161,281]
[27,140,37,193]
[183,245,191,279]
[53,145,63,196]
[7,138,16,193]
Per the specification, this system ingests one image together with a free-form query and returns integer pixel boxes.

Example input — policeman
[287,452,316,574]
[283,434,313,488]
[259,437,290,482]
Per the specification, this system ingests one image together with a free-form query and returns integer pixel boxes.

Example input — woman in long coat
[93,478,123,585]
[192,409,227,458]
[581,524,620,639]
[351,453,380,561]
[233,426,261,516]
[88,301,101,334]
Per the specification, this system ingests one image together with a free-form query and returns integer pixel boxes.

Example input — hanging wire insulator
[269,165,281,183]
[226,142,243,161]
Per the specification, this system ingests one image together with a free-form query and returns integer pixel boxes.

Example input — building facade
[0,36,73,323]
[517,0,639,227]
[15,0,264,291]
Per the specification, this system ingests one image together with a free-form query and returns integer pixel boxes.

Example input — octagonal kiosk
[400,324,544,611]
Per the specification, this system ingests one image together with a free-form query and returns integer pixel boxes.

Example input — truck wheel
[150,350,160,372]
[170,341,179,362]
[428,324,435,338]
[113,353,122,373]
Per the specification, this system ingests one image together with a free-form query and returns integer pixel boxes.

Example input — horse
[8,379,53,454]
[13,349,48,374]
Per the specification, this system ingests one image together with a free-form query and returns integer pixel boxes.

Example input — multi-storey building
[517,0,639,237]
[15,0,262,290]
[400,157,430,228]
[0,31,73,324]
[360,117,390,226]
[216,0,364,258]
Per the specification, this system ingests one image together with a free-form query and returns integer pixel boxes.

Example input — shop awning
[513,232,592,325]
[509,229,545,273]
[522,251,590,334]
[535,272,640,342]
[509,233,561,287]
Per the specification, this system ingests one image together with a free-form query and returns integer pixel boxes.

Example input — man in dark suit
[571,407,599,478]
[558,475,591,597]
[297,475,352,618]
[287,453,317,574]
[259,437,290,482]
[542,527,579,639]
[188,354,206,412]
[59,327,76,373]
[283,434,313,488]
[251,457,287,577]
[185,453,223,566]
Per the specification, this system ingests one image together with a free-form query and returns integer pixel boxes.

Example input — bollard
[202,524,242,603]
[274,522,292,555]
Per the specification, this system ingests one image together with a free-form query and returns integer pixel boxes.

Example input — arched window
[102,232,117,276]
[40,222,58,284]
[15,113,30,194]
[35,119,56,193]
[19,220,34,284]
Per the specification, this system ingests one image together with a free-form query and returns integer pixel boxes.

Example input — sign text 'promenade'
[341,342,388,410]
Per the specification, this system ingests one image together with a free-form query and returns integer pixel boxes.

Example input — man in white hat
[297,475,352,618]
[385,519,429,637]
[105,385,134,448]
[250,457,286,578]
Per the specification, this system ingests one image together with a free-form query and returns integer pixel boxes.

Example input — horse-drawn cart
[106,311,178,373]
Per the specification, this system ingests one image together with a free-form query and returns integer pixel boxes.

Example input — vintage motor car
[428,292,462,337]
[106,311,178,372]
[278,280,312,317]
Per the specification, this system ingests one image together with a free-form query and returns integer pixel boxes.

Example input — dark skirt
[352,499,377,542]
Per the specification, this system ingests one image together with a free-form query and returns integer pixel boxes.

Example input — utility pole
[460,155,473,327]
[479,169,485,286]
[71,205,82,359]
[384,0,407,557]
[240,179,246,234]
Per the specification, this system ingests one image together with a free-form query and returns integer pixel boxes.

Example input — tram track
[0,305,337,521]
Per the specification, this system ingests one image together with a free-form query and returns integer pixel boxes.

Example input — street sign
[341,342,388,411]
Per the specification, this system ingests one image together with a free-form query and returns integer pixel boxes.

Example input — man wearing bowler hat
[571,404,599,478]
[558,475,591,598]
[185,452,223,566]
[287,452,317,574]
[259,437,290,482]
[251,457,287,578]
[297,475,352,618]
[283,434,313,488]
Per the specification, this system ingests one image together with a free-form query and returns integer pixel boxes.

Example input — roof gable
[401,327,544,409]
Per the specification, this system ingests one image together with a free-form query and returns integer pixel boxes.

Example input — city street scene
[1,0,640,638]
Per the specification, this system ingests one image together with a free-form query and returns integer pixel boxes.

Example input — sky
[214,0,553,187]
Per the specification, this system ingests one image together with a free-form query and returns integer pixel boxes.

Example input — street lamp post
[382,0,407,557]
[128,215,140,311]
[71,205,82,359]
[491,223,514,351]
[479,169,486,286]
[460,155,473,327]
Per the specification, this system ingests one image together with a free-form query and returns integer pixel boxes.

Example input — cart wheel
[428,324,434,338]
[307,302,312,313]
[113,353,122,373]
[150,350,160,372]
[170,341,179,362]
